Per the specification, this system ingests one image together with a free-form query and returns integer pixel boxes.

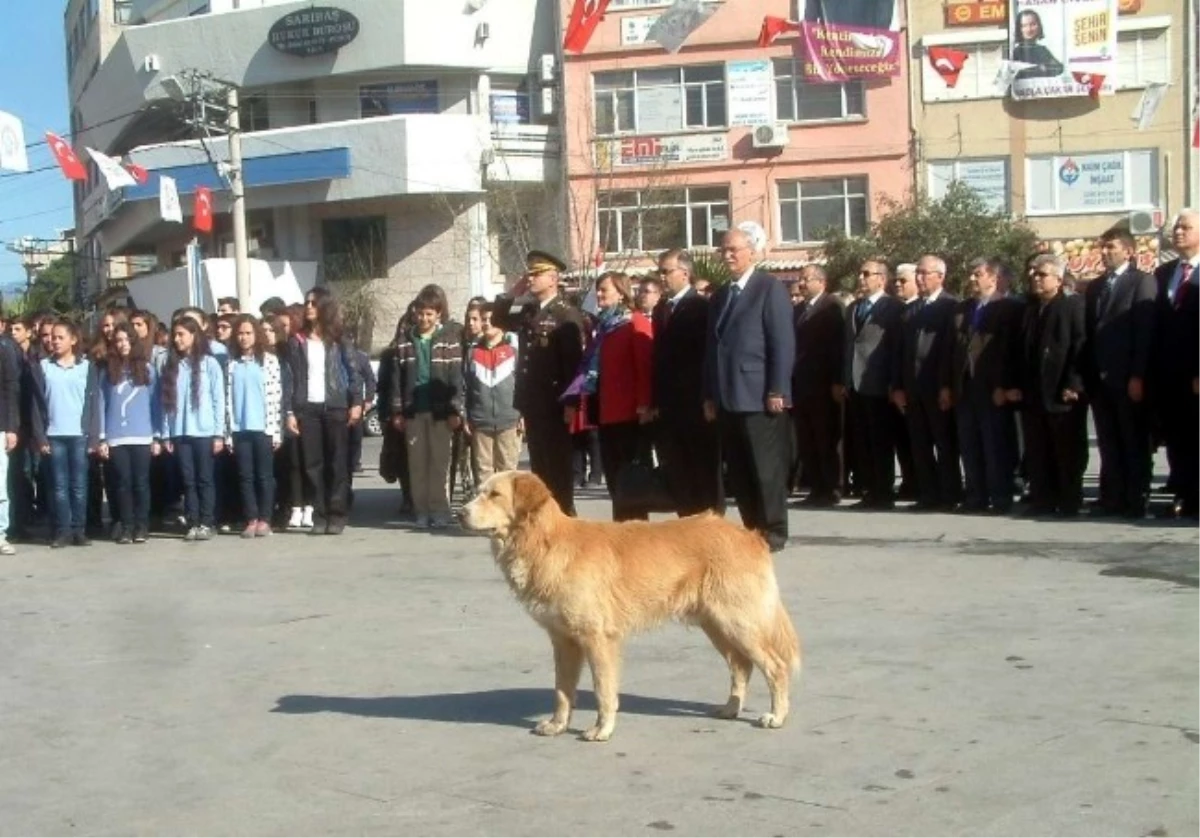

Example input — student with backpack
[160,317,226,542]
[96,323,159,545]
[226,315,287,538]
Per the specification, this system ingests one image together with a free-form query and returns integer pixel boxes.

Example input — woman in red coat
[564,271,654,520]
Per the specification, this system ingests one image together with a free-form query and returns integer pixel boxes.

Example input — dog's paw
[755,713,785,729]
[532,719,568,736]
[580,725,613,742]
[711,700,742,720]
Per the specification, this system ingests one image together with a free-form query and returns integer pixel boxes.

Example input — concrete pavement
[0,441,1195,836]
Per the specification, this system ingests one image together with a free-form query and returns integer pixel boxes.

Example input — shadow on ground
[271,689,720,728]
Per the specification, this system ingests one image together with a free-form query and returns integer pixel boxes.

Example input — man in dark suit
[791,264,845,507]
[703,229,795,551]
[1083,229,1157,519]
[892,255,961,510]
[651,248,722,517]
[1016,255,1088,516]
[836,259,902,509]
[492,250,585,516]
[1152,209,1198,519]
[949,257,1024,514]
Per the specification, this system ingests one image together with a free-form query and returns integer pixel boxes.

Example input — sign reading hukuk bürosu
[268,7,360,57]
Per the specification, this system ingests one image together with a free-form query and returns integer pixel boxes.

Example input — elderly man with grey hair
[892,254,963,510]
[1015,253,1087,516]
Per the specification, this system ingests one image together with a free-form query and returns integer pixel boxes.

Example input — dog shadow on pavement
[271,689,722,728]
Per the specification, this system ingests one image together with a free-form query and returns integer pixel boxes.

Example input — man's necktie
[1175,263,1193,309]
[716,283,741,336]
[855,299,872,329]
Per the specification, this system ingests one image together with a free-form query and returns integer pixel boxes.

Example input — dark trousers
[276,434,307,510]
[906,392,962,507]
[1161,387,1199,512]
[348,422,365,472]
[657,411,723,516]
[87,454,113,532]
[847,390,895,503]
[598,420,647,521]
[1091,383,1150,513]
[297,404,350,521]
[108,444,152,531]
[175,437,216,528]
[8,446,36,538]
[49,436,88,538]
[526,405,576,516]
[234,431,276,522]
[215,451,240,525]
[1021,407,1087,514]
[957,385,1015,510]
[792,395,841,501]
[719,410,790,543]
[573,428,601,485]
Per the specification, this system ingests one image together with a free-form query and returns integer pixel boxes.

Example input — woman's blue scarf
[561,305,631,401]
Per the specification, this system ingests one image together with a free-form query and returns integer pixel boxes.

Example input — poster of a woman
[1011,8,1065,80]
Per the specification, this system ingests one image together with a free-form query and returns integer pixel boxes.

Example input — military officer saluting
[492,250,586,515]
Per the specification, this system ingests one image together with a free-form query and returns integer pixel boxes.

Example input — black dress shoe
[766,535,788,553]
[954,502,988,515]
[1156,499,1185,520]
[72,533,92,547]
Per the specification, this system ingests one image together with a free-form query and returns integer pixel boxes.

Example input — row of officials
[491,211,1199,552]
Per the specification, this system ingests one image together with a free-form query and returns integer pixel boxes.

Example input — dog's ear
[511,472,556,524]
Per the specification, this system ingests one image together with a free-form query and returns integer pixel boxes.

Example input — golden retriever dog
[459,471,801,742]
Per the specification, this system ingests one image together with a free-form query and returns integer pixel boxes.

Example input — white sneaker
[288,508,303,529]
[300,506,314,529]
[0,540,14,555]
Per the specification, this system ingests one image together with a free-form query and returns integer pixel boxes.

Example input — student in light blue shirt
[160,317,225,541]
[30,320,95,549]
[96,323,159,545]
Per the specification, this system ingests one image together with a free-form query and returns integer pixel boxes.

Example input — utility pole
[227,86,251,311]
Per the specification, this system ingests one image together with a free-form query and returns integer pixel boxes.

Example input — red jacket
[597,311,654,426]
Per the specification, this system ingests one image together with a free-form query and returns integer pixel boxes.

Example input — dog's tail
[771,597,802,674]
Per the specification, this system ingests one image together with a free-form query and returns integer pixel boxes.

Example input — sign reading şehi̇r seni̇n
[268,7,360,57]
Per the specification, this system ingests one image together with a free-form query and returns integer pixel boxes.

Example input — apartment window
[773,59,864,122]
[928,158,1010,214]
[322,217,386,280]
[1116,27,1169,89]
[593,65,726,136]
[113,0,133,24]
[1026,150,1157,216]
[360,81,439,118]
[239,96,270,132]
[598,186,730,253]
[920,38,1008,102]
[778,177,868,244]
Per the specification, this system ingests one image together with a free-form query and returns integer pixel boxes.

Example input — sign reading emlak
[269,7,360,57]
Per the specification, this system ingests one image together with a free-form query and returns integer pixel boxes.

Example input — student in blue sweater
[96,323,159,545]
[160,317,226,542]
[226,315,287,538]
[30,320,95,548]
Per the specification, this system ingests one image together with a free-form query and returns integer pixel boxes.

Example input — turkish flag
[757,16,801,48]
[193,186,214,233]
[563,0,611,53]
[45,131,87,181]
[123,162,150,184]
[1072,72,1104,100]
[927,46,969,88]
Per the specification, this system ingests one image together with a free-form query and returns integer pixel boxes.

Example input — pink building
[560,0,913,275]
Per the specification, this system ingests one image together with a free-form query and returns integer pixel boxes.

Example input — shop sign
[595,132,727,168]
[269,7,360,57]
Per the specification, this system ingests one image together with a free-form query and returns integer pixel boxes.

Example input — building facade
[911,0,1197,278]
[559,0,914,276]
[65,0,562,344]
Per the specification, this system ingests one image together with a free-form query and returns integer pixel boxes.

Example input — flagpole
[227,86,252,311]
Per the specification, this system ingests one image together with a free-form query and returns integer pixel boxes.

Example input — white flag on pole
[159,175,183,223]
[0,110,29,173]
[1131,82,1169,130]
[646,0,717,53]
[85,146,138,190]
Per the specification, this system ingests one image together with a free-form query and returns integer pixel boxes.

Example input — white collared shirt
[807,291,824,307]
[735,266,755,291]
[925,288,943,304]
[669,285,691,306]
[866,289,885,305]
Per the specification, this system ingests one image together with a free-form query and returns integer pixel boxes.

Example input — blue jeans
[108,445,152,531]
[175,437,215,528]
[49,436,88,538]
[233,432,275,521]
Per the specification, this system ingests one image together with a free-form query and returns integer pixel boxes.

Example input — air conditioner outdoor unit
[1127,210,1159,235]
[751,123,790,149]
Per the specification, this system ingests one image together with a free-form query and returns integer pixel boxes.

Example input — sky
[0,1,75,296]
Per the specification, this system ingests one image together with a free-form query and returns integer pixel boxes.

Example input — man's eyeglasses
[304,299,318,307]
[859,270,882,277]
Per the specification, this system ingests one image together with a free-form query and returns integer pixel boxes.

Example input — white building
[65,0,563,345]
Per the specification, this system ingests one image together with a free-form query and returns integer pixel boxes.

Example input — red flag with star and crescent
[927,46,969,88]
[123,162,150,184]
[563,0,611,53]
[45,131,87,181]
[193,186,214,233]
[1072,72,1104,100]
[757,16,802,48]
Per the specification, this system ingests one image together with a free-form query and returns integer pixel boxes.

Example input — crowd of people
[0,209,1193,555]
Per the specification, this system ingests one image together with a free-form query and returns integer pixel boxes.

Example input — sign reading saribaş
[269,7,360,57]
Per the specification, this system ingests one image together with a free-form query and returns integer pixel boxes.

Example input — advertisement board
[1008,0,1118,100]
[726,59,775,126]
